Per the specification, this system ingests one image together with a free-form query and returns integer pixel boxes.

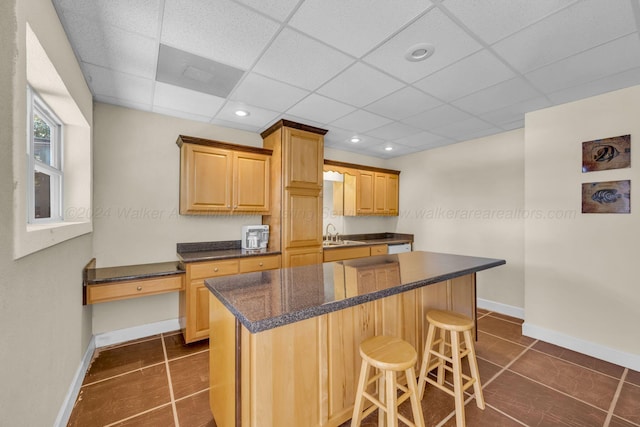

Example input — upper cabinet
[177,135,272,215]
[324,160,400,217]
[284,127,324,189]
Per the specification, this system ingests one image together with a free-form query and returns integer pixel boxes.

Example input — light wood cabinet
[262,120,326,267]
[177,136,272,215]
[323,244,388,262]
[180,254,281,343]
[324,160,400,217]
[86,275,184,304]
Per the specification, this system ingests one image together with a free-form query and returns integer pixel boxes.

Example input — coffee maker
[241,225,269,250]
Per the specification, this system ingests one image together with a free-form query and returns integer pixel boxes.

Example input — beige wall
[524,86,640,364]
[0,0,94,425]
[388,130,525,310]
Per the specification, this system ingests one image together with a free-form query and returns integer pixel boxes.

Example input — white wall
[524,86,640,368]
[0,0,94,424]
[388,130,525,312]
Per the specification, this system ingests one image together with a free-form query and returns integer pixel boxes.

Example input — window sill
[15,220,92,259]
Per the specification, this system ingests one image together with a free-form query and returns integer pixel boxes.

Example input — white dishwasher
[388,243,412,254]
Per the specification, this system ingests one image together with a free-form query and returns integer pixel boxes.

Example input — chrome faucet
[325,223,338,242]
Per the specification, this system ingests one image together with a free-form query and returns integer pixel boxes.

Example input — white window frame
[27,86,64,223]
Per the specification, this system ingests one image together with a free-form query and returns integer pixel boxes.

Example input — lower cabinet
[180,254,281,343]
[323,244,388,262]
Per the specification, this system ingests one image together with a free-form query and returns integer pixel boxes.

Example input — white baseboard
[53,335,96,427]
[94,318,181,348]
[523,322,640,372]
[477,298,524,319]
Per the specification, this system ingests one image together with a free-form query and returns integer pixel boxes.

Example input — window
[28,87,63,223]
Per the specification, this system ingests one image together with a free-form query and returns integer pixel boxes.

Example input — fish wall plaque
[582,180,630,213]
[582,134,630,172]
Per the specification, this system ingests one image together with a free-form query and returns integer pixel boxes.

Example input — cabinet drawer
[369,245,388,256]
[239,255,281,273]
[189,260,239,280]
[87,275,184,304]
[323,246,370,262]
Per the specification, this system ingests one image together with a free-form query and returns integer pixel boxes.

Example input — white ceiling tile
[323,126,384,147]
[210,117,262,133]
[56,0,161,38]
[364,86,442,120]
[152,106,215,123]
[161,0,280,69]
[414,50,516,102]
[153,82,225,117]
[60,11,158,78]
[547,67,640,105]
[500,119,525,131]
[492,0,637,73]
[452,78,541,115]
[525,34,640,94]
[83,63,154,105]
[443,0,576,44]
[214,100,280,129]
[402,104,472,131]
[479,96,551,126]
[430,117,500,141]
[329,110,393,133]
[317,63,405,107]
[363,8,482,83]
[253,28,354,90]
[365,122,422,140]
[361,141,421,158]
[279,114,327,130]
[94,94,152,112]
[230,73,309,112]
[234,0,300,21]
[288,0,432,57]
[393,131,453,148]
[285,94,356,124]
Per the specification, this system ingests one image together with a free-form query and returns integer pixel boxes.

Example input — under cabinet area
[177,135,272,215]
[179,254,281,343]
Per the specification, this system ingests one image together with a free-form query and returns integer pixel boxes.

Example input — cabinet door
[283,188,323,248]
[180,144,232,214]
[185,280,211,342]
[283,127,323,189]
[357,171,374,214]
[373,173,387,214]
[233,152,270,212]
[386,174,399,215]
[285,247,323,267]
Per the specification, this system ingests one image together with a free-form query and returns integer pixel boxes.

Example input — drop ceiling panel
[214,101,280,130]
[161,0,280,70]
[479,96,551,127]
[253,28,354,90]
[363,8,483,83]
[548,67,640,105]
[394,131,454,148]
[324,126,384,147]
[414,50,516,102]
[430,118,501,141]
[492,0,637,73]
[317,62,405,107]
[330,110,393,133]
[153,81,225,118]
[56,0,162,38]
[234,0,300,21]
[95,94,152,112]
[452,78,541,116]
[365,122,422,140]
[83,63,153,105]
[230,73,309,112]
[442,0,577,44]
[285,94,356,124]
[153,106,216,124]
[525,34,640,94]
[402,104,472,131]
[364,86,442,120]
[60,11,158,78]
[288,0,432,57]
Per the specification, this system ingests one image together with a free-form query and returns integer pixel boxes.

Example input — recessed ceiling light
[234,110,249,117]
[384,146,393,151]
[404,43,435,62]
[350,137,361,143]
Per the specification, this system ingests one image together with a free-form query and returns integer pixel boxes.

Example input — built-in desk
[205,251,505,427]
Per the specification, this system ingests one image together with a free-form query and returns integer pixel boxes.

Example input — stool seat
[351,336,425,427]
[426,310,474,331]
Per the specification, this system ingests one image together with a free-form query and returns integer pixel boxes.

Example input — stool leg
[351,360,370,427]
[464,329,485,410]
[417,322,436,400]
[451,330,465,427]
[385,370,398,427]
[378,370,386,427]
[436,327,446,385]
[405,367,425,427]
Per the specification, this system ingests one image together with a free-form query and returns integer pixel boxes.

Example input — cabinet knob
[234,205,238,208]
[214,267,219,272]
[136,286,142,291]
[227,205,230,208]
[259,262,263,266]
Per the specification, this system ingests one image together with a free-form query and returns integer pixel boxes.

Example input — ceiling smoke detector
[405,43,435,62]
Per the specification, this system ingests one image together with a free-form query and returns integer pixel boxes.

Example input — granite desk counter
[205,251,505,427]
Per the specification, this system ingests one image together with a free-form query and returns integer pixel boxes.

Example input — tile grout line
[526,346,624,381]
[481,337,538,389]
[603,368,628,427]
[103,403,174,427]
[167,348,209,363]
[174,386,210,403]
[161,333,180,427]
[82,361,167,387]
[485,313,525,327]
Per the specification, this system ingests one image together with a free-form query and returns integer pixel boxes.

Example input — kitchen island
[205,251,505,427]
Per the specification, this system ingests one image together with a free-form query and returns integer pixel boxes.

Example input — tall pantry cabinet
[261,120,327,267]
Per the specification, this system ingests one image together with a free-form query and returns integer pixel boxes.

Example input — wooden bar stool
[417,310,484,427]
[351,335,425,427]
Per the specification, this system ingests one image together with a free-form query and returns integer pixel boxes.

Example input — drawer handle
[136,286,142,291]
[259,262,263,266]
[214,267,219,272]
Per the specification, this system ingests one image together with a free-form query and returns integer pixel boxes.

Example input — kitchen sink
[322,240,364,247]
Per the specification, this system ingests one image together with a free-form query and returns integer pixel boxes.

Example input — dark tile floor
[68,311,640,426]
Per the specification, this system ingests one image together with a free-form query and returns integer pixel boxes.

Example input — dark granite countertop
[322,232,413,250]
[177,240,282,263]
[85,261,184,285]
[205,251,505,333]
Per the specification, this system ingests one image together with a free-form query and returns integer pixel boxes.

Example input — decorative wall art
[582,134,630,172]
[582,180,630,214]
